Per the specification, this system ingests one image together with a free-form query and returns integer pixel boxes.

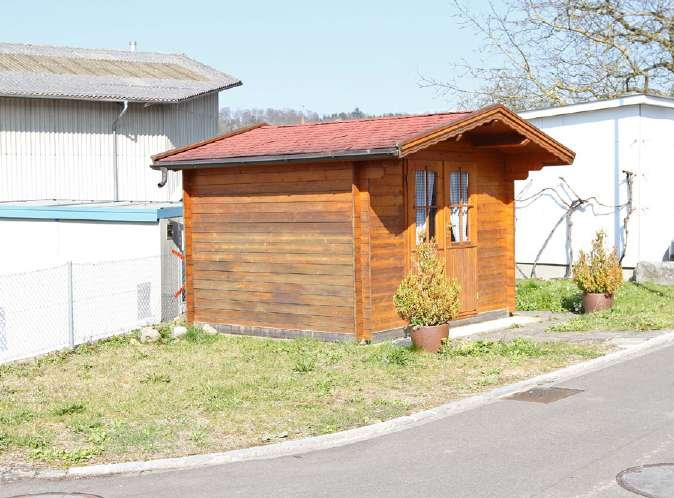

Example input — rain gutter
[152,148,400,182]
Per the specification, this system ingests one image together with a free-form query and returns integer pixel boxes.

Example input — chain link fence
[0,255,183,364]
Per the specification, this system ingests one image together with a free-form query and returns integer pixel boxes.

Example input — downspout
[636,103,643,262]
[158,167,168,188]
[112,101,129,201]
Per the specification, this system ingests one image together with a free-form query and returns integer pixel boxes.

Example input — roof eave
[166,80,242,104]
[151,148,401,170]
[398,104,575,166]
[0,80,242,105]
[520,93,674,119]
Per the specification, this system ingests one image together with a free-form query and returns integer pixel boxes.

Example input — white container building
[515,94,674,278]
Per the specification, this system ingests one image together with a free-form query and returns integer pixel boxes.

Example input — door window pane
[449,207,459,242]
[449,171,461,204]
[415,170,426,207]
[429,206,437,241]
[427,171,438,205]
[461,171,468,203]
[448,169,471,244]
[415,208,426,244]
[461,206,469,241]
[414,169,439,245]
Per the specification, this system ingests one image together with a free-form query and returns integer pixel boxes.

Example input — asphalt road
[4,343,674,498]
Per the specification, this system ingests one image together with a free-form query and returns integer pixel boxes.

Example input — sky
[2,0,494,115]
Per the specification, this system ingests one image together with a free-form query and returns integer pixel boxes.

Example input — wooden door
[444,164,478,315]
[406,160,478,316]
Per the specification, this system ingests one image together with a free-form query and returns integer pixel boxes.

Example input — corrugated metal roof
[0,42,241,103]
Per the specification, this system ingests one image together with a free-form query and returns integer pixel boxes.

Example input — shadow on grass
[632,282,667,298]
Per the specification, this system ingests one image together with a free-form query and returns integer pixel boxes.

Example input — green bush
[293,357,316,373]
[393,240,460,326]
[441,338,546,358]
[53,402,86,417]
[516,278,582,312]
[573,230,623,294]
[377,346,415,367]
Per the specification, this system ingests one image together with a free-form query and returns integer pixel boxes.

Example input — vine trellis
[517,172,635,278]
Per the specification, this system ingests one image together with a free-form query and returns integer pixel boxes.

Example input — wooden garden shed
[152,104,574,342]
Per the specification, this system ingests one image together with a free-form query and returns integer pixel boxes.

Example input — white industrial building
[0,42,240,362]
[0,42,239,202]
[515,94,674,278]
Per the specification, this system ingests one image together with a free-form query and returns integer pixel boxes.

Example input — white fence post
[66,261,75,349]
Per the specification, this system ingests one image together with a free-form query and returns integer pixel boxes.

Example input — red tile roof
[156,112,472,163]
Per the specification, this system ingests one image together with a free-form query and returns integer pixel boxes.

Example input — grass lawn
[516,279,674,331]
[0,327,605,468]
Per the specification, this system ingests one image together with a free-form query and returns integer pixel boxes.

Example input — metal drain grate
[617,463,674,498]
[505,387,583,404]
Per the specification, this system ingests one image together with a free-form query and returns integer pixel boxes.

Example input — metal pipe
[158,167,168,188]
[112,101,129,201]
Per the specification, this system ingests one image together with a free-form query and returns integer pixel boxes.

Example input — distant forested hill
[218,107,405,132]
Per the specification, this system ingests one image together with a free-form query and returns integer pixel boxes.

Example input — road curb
[8,330,674,482]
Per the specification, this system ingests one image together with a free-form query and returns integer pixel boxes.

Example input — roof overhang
[0,201,182,222]
[153,148,399,170]
[0,80,242,105]
[520,93,674,119]
[398,104,575,165]
[151,104,575,171]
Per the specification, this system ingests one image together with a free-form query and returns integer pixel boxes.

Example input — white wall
[0,93,218,202]
[516,105,650,271]
[0,218,160,274]
[0,218,174,363]
[638,105,674,261]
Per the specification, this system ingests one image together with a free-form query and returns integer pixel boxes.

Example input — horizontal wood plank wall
[408,143,510,314]
[504,179,516,312]
[185,162,356,335]
[353,164,372,341]
[474,155,510,312]
[184,170,195,323]
[364,160,407,334]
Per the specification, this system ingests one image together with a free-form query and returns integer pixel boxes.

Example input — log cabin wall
[184,162,357,336]
[182,147,516,341]
[474,154,514,313]
[354,160,408,340]
[160,106,572,342]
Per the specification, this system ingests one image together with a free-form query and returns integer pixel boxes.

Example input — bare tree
[425,0,674,110]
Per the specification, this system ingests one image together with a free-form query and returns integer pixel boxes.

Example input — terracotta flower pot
[410,324,449,353]
[582,292,614,313]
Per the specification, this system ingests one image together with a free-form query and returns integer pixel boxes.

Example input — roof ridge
[267,111,473,129]
[0,41,185,59]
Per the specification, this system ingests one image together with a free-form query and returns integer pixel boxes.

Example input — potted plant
[572,230,623,313]
[393,240,460,352]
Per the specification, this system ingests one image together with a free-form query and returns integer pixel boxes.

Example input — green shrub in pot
[393,240,460,327]
[572,230,623,312]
